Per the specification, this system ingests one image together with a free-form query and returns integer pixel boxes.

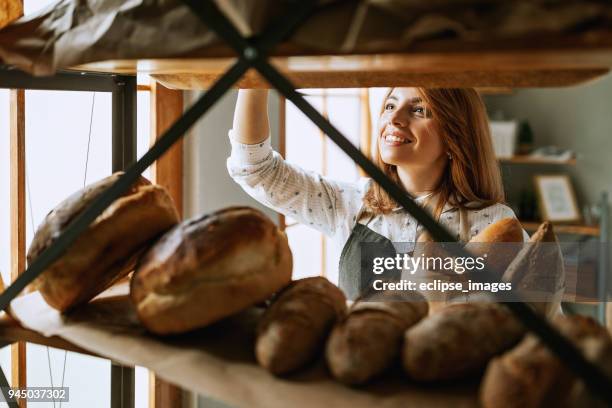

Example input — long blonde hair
[363,88,504,218]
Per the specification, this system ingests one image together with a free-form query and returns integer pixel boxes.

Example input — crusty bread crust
[132,207,293,335]
[255,277,346,375]
[402,303,525,381]
[326,294,428,385]
[480,315,611,408]
[26,173,179,312]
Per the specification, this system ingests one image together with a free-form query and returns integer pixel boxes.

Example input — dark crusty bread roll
[402,302,525,381]
[256,277,346,375]
[132,206,292,335]
[480,314,612,408]
[326,291,428,385]
[27,172,179,312]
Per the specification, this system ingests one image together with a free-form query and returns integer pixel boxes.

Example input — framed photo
[534,175,581,223]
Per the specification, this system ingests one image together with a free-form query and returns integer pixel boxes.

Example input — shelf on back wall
[520,221,600,236]
[498,155,577,165]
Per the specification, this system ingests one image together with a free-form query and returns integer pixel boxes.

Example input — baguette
[418,217,525,313]
[256,277,346,375]
[502,221,564,317]
[326,292,428,385]
[402,302,524,381]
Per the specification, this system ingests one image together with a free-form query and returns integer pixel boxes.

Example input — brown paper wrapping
[10,284,478,407]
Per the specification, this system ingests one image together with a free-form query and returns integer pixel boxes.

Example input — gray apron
[338,199,470,301]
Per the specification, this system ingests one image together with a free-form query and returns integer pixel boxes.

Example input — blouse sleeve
[226,130,363,237]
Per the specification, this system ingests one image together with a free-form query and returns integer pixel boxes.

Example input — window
[284,89,364,284]
[1,78,153,407]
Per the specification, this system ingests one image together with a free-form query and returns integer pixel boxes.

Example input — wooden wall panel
[149,81,184,408]
[0,0,22,29]
[10,87,26,407]
[150,81,183,215]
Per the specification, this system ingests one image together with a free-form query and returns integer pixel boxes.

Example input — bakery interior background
[2,0,612,407]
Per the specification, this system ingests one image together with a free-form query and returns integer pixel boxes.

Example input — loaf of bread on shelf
[402,302,525,381]
[26,172,179,312]
[131,206,292,335]
[326,291,428,385]
[418,217,525,313]
[502,221,565,317]
[255,277,346,375]
[463,217,525,277]
[416,217,524,272]
[480,314,612,408]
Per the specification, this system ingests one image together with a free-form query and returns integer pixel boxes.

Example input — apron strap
[458,206,470,243]
[354,204,377,227]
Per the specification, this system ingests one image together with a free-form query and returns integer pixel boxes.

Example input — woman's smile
[382,129,414,146]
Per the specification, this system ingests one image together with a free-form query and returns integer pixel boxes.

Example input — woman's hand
[232,89,270,144]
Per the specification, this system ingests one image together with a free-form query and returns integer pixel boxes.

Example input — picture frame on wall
[534,174,581,223]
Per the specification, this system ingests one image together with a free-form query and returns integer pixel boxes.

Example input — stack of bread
[26,174,293,335]
[23,176,608,404]
[26,173,180,312]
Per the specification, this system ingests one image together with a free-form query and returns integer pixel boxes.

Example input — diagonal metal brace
[183,0,612,403]
[0,1,316,318]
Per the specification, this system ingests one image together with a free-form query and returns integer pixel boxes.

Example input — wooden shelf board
[499,155,576,165]
[0,312,100,357]
[521,221,600,236]
[69,35,612,89]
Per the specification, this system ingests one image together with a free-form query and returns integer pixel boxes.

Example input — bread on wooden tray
[255,277,346,375]
[402,302,525,381]
[131,206,292,335]
[326,291,428,385]
[480,314,612,408]
[26,172,179,312]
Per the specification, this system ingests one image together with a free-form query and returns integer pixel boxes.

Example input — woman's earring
[447,152,453,160]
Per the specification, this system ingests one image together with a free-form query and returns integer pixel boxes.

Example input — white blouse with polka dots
[227,131,529,247]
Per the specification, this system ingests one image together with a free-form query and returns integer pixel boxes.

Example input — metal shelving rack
[0,1,611,407]
[0,66,137,407]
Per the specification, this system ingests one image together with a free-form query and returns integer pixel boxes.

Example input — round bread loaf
[27,172,180,312]
[131,206,292,335]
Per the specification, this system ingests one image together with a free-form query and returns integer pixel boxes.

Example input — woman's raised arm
[232,89,270,145]
[227,90,364,238]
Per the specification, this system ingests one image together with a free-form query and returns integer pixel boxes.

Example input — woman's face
[377,88,446,168]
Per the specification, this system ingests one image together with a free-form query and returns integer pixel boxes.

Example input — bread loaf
[419,217,525,313]
[326,291,428,385]
[480,315,612,408]
[502,221,564,317]
[402,302,525,381]
[464,217,525,278]
[256,277,346,375]
[131,206,292,335]
[27,172,179,312]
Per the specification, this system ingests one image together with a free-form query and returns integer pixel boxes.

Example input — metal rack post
[110,74,137,408]
[598,191,609,323]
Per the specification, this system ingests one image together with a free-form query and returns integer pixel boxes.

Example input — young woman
[227,88,528,299]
